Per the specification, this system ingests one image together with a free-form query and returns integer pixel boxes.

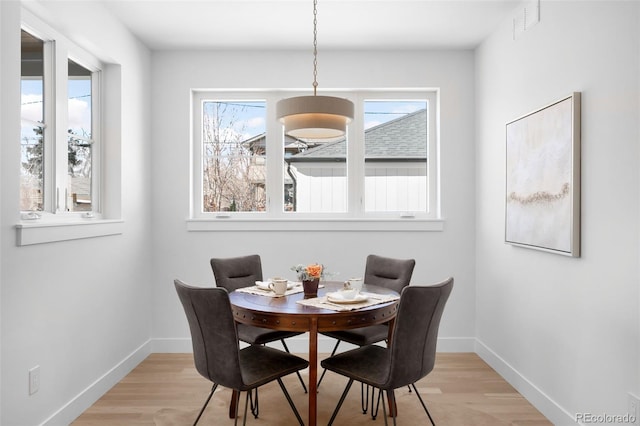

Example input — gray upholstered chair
[210,255,307,395]
[321,278,454,426]
[363,254,416,293]
[318,254,415,412]
[174,280,308,426]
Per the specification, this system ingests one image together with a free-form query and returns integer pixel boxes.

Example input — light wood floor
[73,352,551,425]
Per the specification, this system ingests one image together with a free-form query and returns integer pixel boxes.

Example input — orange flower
[291,263,328,281]
[306,264,323,279]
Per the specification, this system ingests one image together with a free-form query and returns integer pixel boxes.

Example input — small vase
[302,278,320,298]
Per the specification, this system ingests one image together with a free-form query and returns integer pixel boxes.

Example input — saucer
[326,292,368,304]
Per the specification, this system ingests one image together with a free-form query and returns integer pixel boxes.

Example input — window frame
[192,92,273,218]
[66,55,101,215]
[189,89,443,232]
[352,91,438,218]
[20,17,102,220]
[16,9,123,246]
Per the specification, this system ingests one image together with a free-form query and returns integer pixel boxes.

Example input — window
[20,30,45,212]
[191,90,439,229]
[67,59,94,212]
[16,10,122,246]
[20,25,101,218]
[201,100,267,212]
[285,129,347,213]
[285,98,429,214]
[363,100,428,213]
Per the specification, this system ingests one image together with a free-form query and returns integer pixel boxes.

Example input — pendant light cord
[312,0,318,96]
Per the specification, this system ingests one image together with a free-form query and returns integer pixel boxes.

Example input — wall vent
[513,0,540,40]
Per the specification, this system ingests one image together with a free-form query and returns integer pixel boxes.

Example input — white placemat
[236,284,304,298]
[234,283,326,298]
[296,292,399,311]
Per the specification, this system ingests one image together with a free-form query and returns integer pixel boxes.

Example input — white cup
[348,277,364,293]
[269,278,288,296]
[341,289,358,300]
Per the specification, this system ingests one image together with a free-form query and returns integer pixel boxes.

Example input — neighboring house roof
[243,133,312,153]
[290,138,345,161]
[288,108,427,162]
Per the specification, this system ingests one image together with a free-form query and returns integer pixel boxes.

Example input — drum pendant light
[276,0,354,139]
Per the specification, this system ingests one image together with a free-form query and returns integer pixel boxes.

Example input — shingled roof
[288,108,427,162]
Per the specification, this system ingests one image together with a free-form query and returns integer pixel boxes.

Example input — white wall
[475,1,640,424]
[150,50,477,352]
[0,3,5,423]
[0,2,152,425]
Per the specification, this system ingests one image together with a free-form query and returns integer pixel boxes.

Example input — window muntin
[201,100,267,212]
[192,90,438,220]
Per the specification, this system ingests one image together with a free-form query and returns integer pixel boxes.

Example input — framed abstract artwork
[505,92,581,257]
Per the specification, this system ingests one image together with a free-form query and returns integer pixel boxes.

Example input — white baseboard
[475,339,576,426]
[41,340,152,426]
[436,336,476,352]
[151,337,193,353]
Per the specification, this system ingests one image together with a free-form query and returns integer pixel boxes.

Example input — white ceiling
[101,0,522,51]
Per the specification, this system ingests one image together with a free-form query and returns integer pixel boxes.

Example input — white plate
[326,292,368,304]
[255,281,296,291]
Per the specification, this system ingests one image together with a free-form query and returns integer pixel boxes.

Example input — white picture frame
[505,92,581,257]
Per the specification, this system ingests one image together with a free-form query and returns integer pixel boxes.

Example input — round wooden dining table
[229,281,400,426]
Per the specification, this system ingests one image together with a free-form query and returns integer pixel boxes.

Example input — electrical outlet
[29,366,40,395]
[629,393,640,426]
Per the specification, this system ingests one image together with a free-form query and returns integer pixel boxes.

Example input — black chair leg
[371,387,381,420]
[249,388,259,418]
[377,389,398,426]
[280,339,308,393]
[317,339,341,388]
[328,378,354,426]
[411,383,436,426]
[361,382,369,414]
[276,378,305,426]
[193,383,218,426]
[233,389,241,426]
[388,389,397,421]
[371,385,376,416]
[241,391,250,426]
[379,388,389,426]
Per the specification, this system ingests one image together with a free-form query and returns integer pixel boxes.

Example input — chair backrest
[385,278,453,389]
[174,279,244,390]
[363,254,416,294]
[210,254,263,292]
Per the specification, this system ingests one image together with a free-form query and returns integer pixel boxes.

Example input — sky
[203,98,427,141]
[21,79,92,139]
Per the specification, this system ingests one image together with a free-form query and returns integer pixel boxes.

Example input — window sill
[186,218,444,232]
[15,219,124,246]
